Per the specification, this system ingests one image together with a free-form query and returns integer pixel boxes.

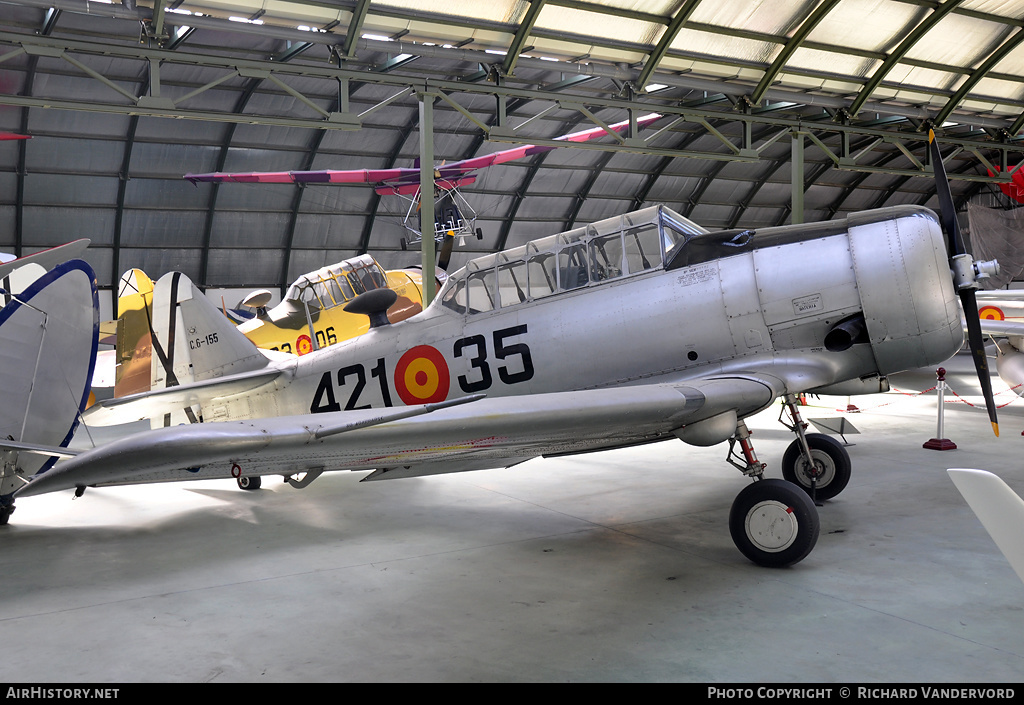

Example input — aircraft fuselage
[191,204,962,427]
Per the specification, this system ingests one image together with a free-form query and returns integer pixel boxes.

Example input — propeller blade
[960,288,999,436]
[928,129,998,436]
[437,231,455,271]
[928,129,967,259]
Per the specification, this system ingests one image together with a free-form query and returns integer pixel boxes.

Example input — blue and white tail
[0,260,98,497]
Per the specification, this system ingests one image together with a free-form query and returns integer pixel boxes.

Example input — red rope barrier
[833,382,1023,413]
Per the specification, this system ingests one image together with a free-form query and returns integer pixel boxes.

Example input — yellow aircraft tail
[114,268,155,398]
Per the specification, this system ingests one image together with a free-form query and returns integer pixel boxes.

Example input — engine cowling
[846,206,964,375]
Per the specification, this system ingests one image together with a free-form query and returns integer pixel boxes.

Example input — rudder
[0,260,98,496]
[150,271,269,391]
[114,268,155,397]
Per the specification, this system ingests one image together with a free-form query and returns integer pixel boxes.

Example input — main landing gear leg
[779,394,851,502]
[1,456,20,525]
[0,498,13,526]
[725,420,819,567]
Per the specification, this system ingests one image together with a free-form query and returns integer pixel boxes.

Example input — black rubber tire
[729,479,820,568]
[237,475,262,491]
[781,433,851,501]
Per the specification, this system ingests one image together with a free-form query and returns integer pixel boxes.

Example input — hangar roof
[2,0,1024,292]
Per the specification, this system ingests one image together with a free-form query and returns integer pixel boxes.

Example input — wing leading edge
[17,376,776,498]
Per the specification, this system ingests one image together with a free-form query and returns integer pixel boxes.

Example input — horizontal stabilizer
[0,239,90,282]
[948,468,1024,585]
[82,367,282,427]
[0,439,80,459]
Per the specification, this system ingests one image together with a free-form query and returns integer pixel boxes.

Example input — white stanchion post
[923,367,957,450]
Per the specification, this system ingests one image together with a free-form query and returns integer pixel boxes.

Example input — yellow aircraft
[110,254,427,398]
[236,255,425,356]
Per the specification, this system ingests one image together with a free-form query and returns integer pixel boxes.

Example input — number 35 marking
[455,324,534,393]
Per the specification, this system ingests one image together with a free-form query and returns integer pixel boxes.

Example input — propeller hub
[975,258,1000,281]
[951,254,1000,291]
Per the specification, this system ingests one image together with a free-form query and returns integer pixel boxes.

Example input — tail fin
[114,268,155,397]
[150,272,269,391]
[0,260,98,494]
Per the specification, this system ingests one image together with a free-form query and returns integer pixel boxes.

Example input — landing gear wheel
[0,504,13,526]
[729,479,819,567]
[237,476,262,491]
[782,433,851,501]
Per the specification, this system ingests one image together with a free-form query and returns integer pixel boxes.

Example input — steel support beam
[418,93,436,305]
[3,28,1024,177]
[341,0,372,59]
[935,26,1024,126]
[848,0,965,118]
[792,131,805,224]
[750,0,844,106]
[502,0,546,77]
[634,0,703,93]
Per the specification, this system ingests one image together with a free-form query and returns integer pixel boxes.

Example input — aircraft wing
[977,318,1024,338]
[16,376,775,498]
[184,114,661,196]
[0,239,91,281]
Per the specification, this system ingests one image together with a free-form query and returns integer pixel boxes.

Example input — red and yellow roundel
[395,345,450,405]
[979,305,1005,321]
[296,334,314,355]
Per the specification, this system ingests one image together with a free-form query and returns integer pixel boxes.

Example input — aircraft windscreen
[284,255,388,306]
[348,263,387,295]
[441,205,702,315]
[297,283,325,310]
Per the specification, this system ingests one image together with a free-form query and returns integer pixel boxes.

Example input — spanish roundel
[296,334,314,355]
[979,305,1005,321]
[394,345,450,405]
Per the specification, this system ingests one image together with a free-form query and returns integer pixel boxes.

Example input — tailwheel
[237,475,262,491]
[729,479,819,567]
[781,433,851,501]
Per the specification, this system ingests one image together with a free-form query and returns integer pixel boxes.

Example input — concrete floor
[2,353,1023,683]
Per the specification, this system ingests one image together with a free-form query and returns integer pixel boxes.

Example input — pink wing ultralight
[184,113,661,195]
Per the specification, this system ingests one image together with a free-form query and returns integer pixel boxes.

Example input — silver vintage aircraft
[0,133,1001,568]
